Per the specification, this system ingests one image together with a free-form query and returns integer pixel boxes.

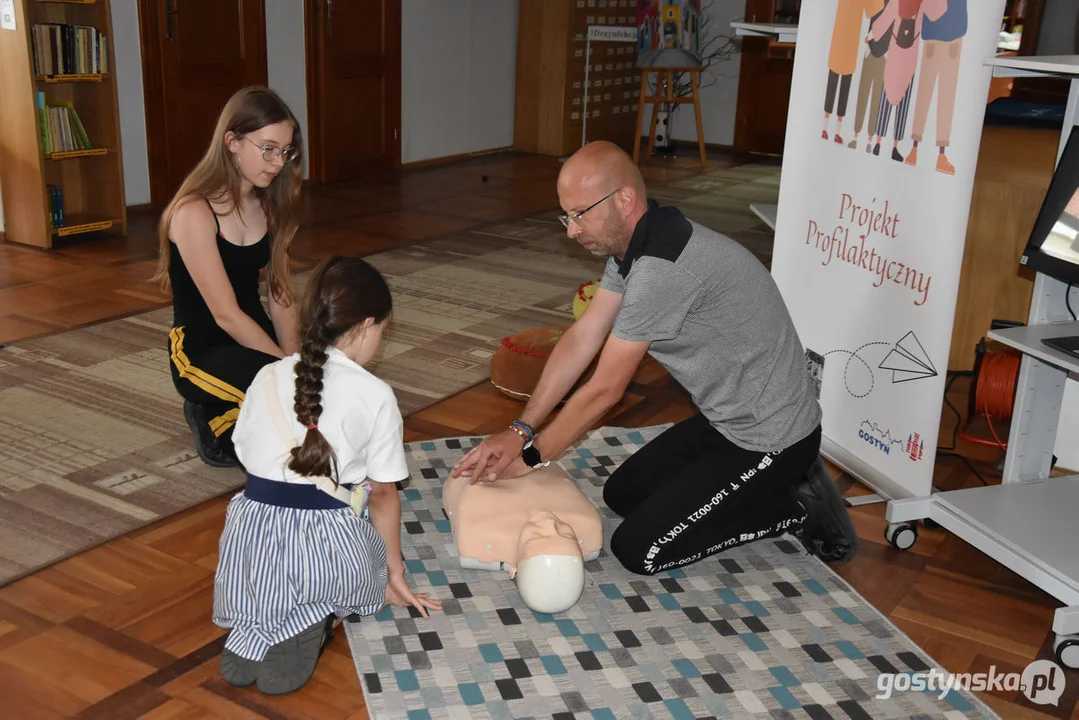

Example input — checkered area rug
[344,426,997,720]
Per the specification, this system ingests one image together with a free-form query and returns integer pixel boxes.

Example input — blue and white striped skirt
[212,475,389,661]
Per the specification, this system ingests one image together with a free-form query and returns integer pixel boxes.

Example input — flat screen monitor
[1021,125,1079,287]
[1020,124,1079,359]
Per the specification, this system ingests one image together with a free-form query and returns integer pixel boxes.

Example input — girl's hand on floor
[385,573,443,618]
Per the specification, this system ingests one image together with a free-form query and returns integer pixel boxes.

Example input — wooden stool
[633,66,707,169]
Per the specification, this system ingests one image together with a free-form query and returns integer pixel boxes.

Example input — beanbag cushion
[490,278,668,401]
[572,279,601,320]
[490,326,596,400]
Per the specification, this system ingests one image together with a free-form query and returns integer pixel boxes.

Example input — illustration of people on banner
[823,0,968,175]
[771,0,1003,499]
[848,3,892,154]
[823,0,884,144]
[908,0,967,174]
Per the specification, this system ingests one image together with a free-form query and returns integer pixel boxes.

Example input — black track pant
[168,326,278,440]
[605,414,821,575]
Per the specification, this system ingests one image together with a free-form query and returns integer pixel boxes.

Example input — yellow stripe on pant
[169,327,246,437]
[209,408,241,436]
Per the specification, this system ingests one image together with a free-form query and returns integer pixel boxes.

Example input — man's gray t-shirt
[600,202,821,452]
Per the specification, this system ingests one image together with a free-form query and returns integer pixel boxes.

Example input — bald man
[452,142,857,574]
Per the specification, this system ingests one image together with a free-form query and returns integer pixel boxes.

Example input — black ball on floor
[481,175,488,182]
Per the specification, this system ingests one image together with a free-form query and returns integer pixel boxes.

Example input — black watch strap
[521,441,549,468]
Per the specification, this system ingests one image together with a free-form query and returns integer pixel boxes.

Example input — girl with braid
[211,256,441,696]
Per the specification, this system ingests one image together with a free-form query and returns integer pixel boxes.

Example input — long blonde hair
[152,86,304,306]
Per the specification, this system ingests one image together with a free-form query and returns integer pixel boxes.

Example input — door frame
[303,0,402,183]
[136,0,168,207]
[136,0,269,206]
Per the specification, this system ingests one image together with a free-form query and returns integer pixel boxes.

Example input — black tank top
[168,199,274,346]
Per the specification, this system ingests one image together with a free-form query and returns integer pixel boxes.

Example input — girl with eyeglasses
[151,85,304,468]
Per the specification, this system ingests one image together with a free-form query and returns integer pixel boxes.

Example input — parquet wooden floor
[0,150,1075,719]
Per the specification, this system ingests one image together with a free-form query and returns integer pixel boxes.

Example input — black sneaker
[791,457,858,564]
[183,400,239,468]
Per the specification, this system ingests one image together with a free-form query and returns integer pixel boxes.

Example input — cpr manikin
[442,465,603,614]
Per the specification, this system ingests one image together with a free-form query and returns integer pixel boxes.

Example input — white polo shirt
[233,347,409,486]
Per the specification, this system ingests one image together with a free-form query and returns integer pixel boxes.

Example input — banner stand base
[749,203,778,231]
[820,436,920,505]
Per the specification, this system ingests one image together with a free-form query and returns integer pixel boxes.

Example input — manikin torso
[442,465,603,575]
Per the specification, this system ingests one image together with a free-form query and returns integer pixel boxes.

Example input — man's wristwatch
[521,440,550,468]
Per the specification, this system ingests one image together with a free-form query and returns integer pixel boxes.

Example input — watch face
[522,444,541,467]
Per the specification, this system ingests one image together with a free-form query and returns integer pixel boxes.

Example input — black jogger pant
[168,326,278,440]
[605,413,821,575]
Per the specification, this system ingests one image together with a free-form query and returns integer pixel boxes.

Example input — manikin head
[556,141,649,260]
[511,510,585,614]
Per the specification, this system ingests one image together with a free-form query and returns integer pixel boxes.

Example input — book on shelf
[30,23,109,76]
[46,184,65,228]
[37,92,94,153]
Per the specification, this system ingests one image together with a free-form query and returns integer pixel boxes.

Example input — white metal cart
[886,55,1079,670]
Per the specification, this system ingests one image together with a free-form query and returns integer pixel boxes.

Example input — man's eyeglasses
[246,136,299,165]
[557,190,617,229]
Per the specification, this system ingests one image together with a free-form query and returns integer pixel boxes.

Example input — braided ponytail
[285,255,393,484]
[288,300,339,481]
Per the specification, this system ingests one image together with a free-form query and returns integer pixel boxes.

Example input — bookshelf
[0,0,126,249]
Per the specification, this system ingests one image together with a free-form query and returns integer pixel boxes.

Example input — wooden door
[732,38,794,155]
[138,0,268,206]
[305,0,401,182]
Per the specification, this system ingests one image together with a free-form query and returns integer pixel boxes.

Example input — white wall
[401,0,517,163]
[266,2,309,178]
[111,0,150,206]
[105,0,516,205]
